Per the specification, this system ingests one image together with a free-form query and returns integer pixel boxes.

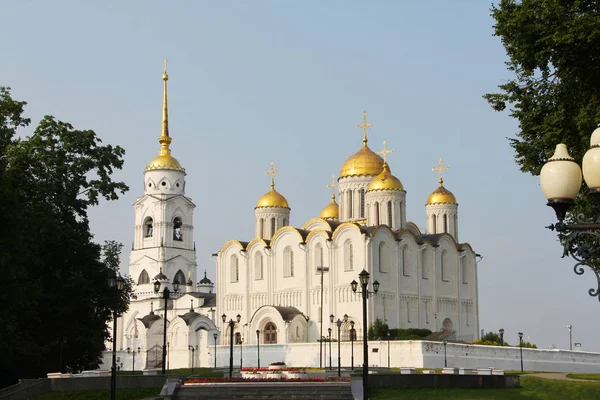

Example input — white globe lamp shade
[540,144,582,202]
[583,126,600,193]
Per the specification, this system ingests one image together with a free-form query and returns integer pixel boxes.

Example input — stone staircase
[173,382,354,400]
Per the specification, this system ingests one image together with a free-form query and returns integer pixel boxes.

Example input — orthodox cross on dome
[376,140,394,164]
[357,110,373,145]
[163,58,168,74]
[265,161,280,188]
[432,158,449,185]
[326,175,338,199]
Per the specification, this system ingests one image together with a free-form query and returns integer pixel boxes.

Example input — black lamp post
[567,325,573,350]
[222,313,241,378]
[317,266,329,368]
[499,328,505,347]
[108,272,125,400]
[335,317,345,377]
[213,332,218,369]
[256,329,260,368]
[240,337,243,369]
[153,279,180,375]
[351,269,379,400]
[443,340,447,367]
[188,345,197,374]
[518,332,524,372]
[387,332,391,368]
[328,327,332,371]
[350,321,355,370]
[540,139,600,302]
[127,347,141,376]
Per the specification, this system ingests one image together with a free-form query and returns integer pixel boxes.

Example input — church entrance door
[264,322,277,344]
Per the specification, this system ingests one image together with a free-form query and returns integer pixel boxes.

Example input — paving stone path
[527,373,600,383]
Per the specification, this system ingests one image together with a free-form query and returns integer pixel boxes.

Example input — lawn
[567,373,600,381]
[33,387,160,400]
[370,376,600,400]
[117,367,223,377]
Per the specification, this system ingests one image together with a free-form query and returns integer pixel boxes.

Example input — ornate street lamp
[317,266,329,368]
[443,340,447,368]
[127,347,141,376]
[213,332,218,369]
[153,279,180,375]
[540,132,600,302]
[108,272,125,400]
[499,328,505,347]
[336,318,343,376]
[350,269,379,400]
[518,332,524,372]
[350,320,355,370]
[328,327,332,371]
[188,345,198,374]
[222,313,241,378]
[387,332,391,368]
[256,329,260,368]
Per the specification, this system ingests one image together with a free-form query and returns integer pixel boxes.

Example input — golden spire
[158,58,172,156]
[265,161,280,188]
[432,158,450,185]
[376,140,394,164]
[357,110,373,145]
[326,175,338,200]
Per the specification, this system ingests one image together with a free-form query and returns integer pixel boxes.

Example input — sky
[3,1,598,353]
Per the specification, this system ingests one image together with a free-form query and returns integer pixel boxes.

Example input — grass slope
[370,376,600,400]
[33,387,160,400]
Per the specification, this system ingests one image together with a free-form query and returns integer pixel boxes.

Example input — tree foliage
[485,1,600,225]
[368,318,389,340]
[0,87,130,388]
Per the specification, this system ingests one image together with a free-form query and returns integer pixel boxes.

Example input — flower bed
[185,376,350,384]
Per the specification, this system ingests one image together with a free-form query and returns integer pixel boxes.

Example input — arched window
[374,203,380,225]
[255,252,263,280]
[284,246,294,277]
[173,269,185,285]
[315,243,324,272]
[387,201,393,226]
[231,255,239,282]
[283,218,288,226]
[344,240,354,271]
[271,218,276,237]
[422,249,430,280]
[402,246,409,276]
[173,217,183,241]
[443,214,448,233]
[348,190,353,219]
[441,250,449,282]
[454,214,458,238]
[264,322,277,344]
[360,189,365,218]
[138,269,150,285]
[235,332,242,344]
[431,214,437,234]
[144,217,153,237]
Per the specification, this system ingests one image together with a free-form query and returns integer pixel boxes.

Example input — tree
[485,1,600,229]
[0,87,129,388]
[368,318,389,340]
[471,331,505,346]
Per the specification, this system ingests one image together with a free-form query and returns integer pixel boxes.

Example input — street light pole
[153,279,180,375]
[256,330,260,368]
[213,333,218,369]
[127,347,141,376]
[108,273,125,400]
[499,328,505,347]
[350,321,355,370]
[317,266,329,368]
[567,325,573,350]
[443,340,447,367]
[518,332,524,372]
[387,332,391,368]
[336,318,343,377]
[188,345,197,374]
[351,269,380,400]
[222,313,241,378]
[328,328,332,371]
[240,337,243,369]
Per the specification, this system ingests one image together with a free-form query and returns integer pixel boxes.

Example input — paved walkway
[527,373,600,383]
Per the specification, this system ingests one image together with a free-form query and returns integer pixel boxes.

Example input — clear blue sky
[3,1,598,352]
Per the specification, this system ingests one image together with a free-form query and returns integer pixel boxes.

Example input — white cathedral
[106,65,480,371]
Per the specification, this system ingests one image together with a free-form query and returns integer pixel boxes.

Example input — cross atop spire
[159,58,172,154]
[326,175,338,200]
[265,161,280,188]
[357,110,373,145]
[432,158,450,185]
[376,140,394,164]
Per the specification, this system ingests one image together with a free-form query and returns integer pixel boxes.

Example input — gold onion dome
[146,59,185,172]
[426,180,457,205]
[320,197,339,220]
[367,162,404,192]
[255,184,290,209]
[339,111,384,178]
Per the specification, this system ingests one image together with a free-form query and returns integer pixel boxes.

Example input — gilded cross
[163,58,168,73]
[265,161,280,187]
[376,140,394,163]
[432,158,449,185]
[326,175,338,198]
[357,110,373,144]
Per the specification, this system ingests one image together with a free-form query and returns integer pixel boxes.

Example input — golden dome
[340,144,385,178]
[320,197,339,220]
[367,163,404,192]
[256,184,290,209]
[426,181,457,205]
[146,154,185,171]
